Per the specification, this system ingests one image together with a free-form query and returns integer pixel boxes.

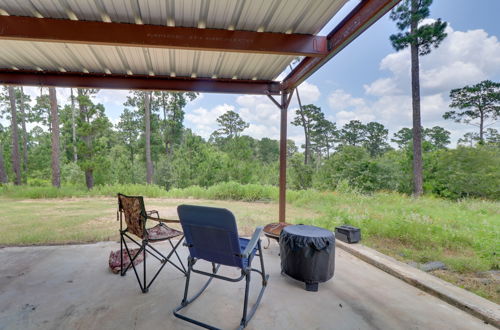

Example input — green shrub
[27,178,50,187]
[426,146,500,199]
[0,182,280,202]
[61,162,85,185]
[315,146,384,192]
[0,185,86,199]
[289,153,313,190]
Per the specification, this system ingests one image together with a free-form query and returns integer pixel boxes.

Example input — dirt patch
[364,237,499,304]
[433,270,500,304]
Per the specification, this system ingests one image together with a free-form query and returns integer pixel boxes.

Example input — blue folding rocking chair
[174,205,269,330]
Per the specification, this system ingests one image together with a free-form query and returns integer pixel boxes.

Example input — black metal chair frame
[173,227,269,330]
[118,194,187,293]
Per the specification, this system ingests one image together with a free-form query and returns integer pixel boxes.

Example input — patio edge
[336,240,500,328]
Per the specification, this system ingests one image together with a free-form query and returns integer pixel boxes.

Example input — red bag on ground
[108,248,144,274]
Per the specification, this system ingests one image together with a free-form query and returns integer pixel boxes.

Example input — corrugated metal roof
[0,0,347,33]
[0,40,295,80]
[0,0,348,81]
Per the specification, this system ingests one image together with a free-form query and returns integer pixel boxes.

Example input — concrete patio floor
[0,241,493,330]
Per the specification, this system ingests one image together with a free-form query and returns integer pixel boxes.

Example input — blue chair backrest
[177,205,243,268]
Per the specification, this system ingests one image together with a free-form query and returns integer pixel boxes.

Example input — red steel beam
[0,15,327,57]
[282,0,401,91]
[278,90,294,223]
[0,70,281,95]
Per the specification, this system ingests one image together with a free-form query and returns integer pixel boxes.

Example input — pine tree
[144,92,154,184]
[17,87,31,180]
[444,80,500,143]
[215,110,249,139]
[338,120,367,147]
[76,89,109,189]
[291,104,323,164]
[0,123,8,183]
[8,86,21,185]
[49,88,61,188]
[390,0,447,196]
[364,122,390,157]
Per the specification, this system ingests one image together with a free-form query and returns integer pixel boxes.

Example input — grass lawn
[0,197,320,245]
[0,191,498,303]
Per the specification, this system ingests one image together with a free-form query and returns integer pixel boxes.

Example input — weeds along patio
[0,241,493,330]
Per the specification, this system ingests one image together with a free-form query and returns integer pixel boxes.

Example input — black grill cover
[280,225,335,284]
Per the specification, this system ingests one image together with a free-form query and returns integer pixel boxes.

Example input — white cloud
[185,104,234,139]
[364,78,400,96]
[245,123,279,139]
[183,83,322,146]
[374,26,500,94]
[190,93,205,105]
[328,24,500,143]
[21,87,73,108]
[96,89,129,107]
[296,81,321,104]
[232,83,319,144]
[109,117,120,127]
[21,86,129,110]
[328,90,374,126]
[328,89,368,111]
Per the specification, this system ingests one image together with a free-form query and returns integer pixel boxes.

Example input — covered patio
[0,241,492,330]
[0,1,496,329]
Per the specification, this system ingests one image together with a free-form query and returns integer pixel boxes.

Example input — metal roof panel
[0,0,348,84]
[0,40,296,80]
[0,0,348,33]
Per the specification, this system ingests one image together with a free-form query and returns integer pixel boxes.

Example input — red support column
[278,92,289,223]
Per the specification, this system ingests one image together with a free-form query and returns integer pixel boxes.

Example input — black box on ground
[335,225,361,244]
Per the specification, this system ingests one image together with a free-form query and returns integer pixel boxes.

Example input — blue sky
[25,0,500,147]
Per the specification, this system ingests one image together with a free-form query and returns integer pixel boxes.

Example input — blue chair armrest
[241,226,263,259]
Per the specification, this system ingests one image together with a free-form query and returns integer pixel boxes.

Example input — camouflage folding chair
[117,193,186,293]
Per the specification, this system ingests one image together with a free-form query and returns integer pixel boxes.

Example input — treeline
[0,82,499,200]
[284,104,499,199]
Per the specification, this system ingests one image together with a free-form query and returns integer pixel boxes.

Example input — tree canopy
[215,110,249,139]
[389,0,447,56]
[0,84,499,201]
[444,80,500,143]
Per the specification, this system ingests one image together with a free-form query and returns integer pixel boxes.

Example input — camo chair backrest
[118,193,147,238]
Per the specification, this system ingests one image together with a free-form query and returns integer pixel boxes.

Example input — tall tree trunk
[49,88,61,188]
[410,0,423,196]
[78,89,94,189]
[71,88,78,162]
[161,92,170,155]
[295,87,309,165]
[289,65,309,165]
[478,107,485,143]
[0,144,8,183]
[85,171,94,189]
[19,87,28,181]
[8,86,22,185]
[144,92,153,184]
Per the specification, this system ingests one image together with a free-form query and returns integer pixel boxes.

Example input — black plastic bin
[280,225,335,291]
[335,225,361,244]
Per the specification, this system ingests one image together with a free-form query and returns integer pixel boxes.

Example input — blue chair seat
[239,237,257,268]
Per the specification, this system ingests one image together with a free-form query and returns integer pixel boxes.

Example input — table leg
[305,282,318,292]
